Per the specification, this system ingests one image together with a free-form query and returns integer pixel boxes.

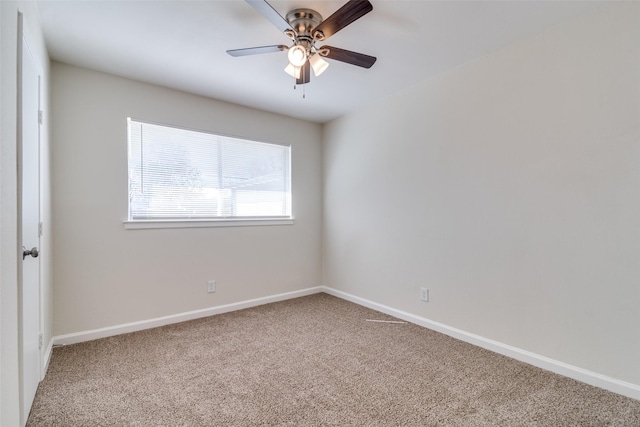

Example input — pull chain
[292,77,306,99]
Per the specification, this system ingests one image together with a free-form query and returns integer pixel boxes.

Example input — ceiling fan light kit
[287,44,308,67]
[309,53,329,77]
[227,0,377,89]
[284,63,302,79]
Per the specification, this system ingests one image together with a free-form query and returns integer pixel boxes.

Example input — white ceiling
[37,0,606,123]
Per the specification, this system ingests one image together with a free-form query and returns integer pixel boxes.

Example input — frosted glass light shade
[287,45,307,67]
[284,63,301,79]
[309,54,329,77]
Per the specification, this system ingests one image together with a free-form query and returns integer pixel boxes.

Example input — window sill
[123,218,295,230]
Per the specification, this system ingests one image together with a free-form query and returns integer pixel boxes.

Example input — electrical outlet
[420,287,429,302]
[207,280,216,293]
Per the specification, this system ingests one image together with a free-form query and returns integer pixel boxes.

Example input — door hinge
[38,110,43,125]
[38,333,43,349]
[39,222,44,237]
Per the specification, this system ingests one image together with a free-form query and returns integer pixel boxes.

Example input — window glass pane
[128,119,291,220]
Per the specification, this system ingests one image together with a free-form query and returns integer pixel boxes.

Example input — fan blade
[319,46,376,68]
[296,61,311,85]
[313,0,373,40]
[246,0,295,35]
[227,45,288,57]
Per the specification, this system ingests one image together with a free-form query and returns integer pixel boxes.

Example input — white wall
[1,1,52,426]
[323,3,640,387]
[51,63,322,336]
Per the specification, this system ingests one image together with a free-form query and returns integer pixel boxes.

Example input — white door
[20,27,42,424]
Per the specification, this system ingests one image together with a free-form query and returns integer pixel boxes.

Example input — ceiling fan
[227,0,377,85]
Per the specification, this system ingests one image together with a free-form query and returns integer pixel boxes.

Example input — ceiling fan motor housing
[286,8,323,49]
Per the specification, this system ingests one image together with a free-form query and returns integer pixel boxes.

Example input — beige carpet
[28,293,640,426]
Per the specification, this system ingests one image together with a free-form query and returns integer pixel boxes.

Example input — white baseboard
[53,286,323,346]
[41,337,54,381]
[322,286,640,401]
[49,285,640,401]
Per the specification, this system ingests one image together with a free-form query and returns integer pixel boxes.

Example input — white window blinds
[128,119,291,220]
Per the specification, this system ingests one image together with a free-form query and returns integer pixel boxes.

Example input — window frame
[124,118,294,229]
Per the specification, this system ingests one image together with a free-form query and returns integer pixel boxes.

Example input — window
[127,119,291,225]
